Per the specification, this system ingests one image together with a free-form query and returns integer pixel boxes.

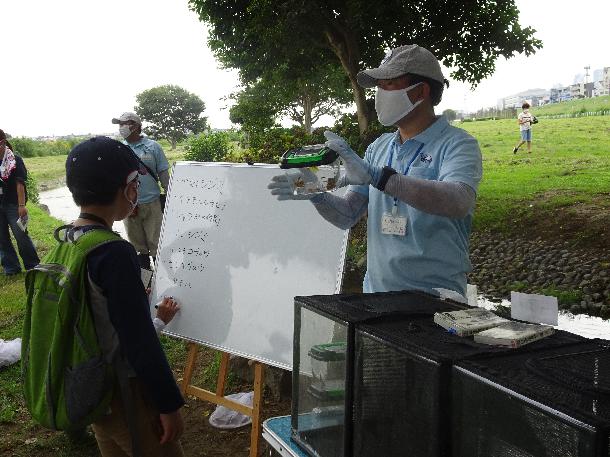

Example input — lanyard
[387,141,425,211]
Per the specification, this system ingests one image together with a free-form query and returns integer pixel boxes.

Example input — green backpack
[22,226,124,431]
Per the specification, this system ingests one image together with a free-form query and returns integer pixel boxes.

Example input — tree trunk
[324,28,371,135]
[303,94,313,134]
[170,139,177,150]
[349,77,369,135]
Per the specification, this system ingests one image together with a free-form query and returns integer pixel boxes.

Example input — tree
[230,62,352,134]
[229,83,280,134]
[135,85,207,149]
[189,0,542,135]
[443,109,458,122]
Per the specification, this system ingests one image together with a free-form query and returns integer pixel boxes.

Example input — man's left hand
[324,131,382,187]
[18,205,27,219]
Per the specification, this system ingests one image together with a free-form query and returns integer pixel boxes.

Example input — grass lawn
[533,94,610,116]
[460,115,610,245]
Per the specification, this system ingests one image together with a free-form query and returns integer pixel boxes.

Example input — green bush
[243,127,326,164]
[184,132,231,162]
[26,173,39,204]
[10,137,40,157]
[330,113,393,156]
[10,137,82,158]
[240,113,392,164]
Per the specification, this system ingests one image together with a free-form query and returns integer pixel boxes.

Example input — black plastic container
[452,340,610,457]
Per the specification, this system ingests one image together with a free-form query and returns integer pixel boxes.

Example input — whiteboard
[151,162,348,370]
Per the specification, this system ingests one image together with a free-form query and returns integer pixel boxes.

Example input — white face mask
[119,125,133,139]
[375,82,423,126]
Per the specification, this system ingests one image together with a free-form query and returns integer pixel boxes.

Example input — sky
[1,0,608,138]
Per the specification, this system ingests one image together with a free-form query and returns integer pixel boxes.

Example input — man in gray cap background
[269,44,482,302]
[112,112,170,270]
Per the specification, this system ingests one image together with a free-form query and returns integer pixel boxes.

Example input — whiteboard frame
[152,161,349,370]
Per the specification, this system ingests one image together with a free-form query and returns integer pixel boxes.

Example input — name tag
[381,213,407,236]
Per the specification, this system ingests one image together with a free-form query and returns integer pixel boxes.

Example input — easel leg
[250,362,264,457]
[181,346,265,457]
[182,343,199,395]
[216,352,230,396]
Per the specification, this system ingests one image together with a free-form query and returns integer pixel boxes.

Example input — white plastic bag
[208,391,254,429]
[0,338,21,367]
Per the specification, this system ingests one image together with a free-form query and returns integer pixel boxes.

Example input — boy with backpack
[22,136,185,457]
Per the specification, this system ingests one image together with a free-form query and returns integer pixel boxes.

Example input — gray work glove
[268,168,319,201]
[324,131,382,187]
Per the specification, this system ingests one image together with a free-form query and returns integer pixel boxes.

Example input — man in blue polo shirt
[112,112,170,269]
[269,44,482,300]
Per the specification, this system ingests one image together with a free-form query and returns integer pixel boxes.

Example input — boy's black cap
[66,136,141,196]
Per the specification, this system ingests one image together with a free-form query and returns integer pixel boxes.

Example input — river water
[39,186,127,238]
[39,186,609,340]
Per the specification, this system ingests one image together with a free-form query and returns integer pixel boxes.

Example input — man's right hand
[159,410,184,444]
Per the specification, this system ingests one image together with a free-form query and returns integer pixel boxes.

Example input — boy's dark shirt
[0,154,27,205]
[84,226,184,413]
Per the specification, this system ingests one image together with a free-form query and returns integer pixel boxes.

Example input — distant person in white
[513,102,533,154]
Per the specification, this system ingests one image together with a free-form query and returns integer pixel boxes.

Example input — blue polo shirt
[350,116,482,296]
[125,137,169,204]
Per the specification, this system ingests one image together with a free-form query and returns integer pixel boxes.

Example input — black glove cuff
[375,166,398,192]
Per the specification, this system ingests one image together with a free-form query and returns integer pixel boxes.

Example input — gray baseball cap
[357,44,445,88]
[111,111,142,124]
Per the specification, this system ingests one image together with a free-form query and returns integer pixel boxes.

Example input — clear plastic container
[286,163,341,196]
[280,145,342,196]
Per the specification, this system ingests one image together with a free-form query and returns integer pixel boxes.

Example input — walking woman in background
[0,129,39,275]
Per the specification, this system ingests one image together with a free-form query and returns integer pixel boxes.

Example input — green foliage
[227,51,351,136]
[10,137,82,158]
[539,287,584,307]
[135,85,207,149]
[242,127,325,164]
[25,172,39,204]
[190,0,542,133]
[331,111,394,155]
[184,131,231,162]
[229,84,280,134]
[443,109,458,122]
[236,110,393,164]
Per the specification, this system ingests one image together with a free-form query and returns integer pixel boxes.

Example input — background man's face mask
[375,82,423,126]
[119,124,133,139]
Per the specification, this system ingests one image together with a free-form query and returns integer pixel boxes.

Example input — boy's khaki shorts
[92,379,184,457]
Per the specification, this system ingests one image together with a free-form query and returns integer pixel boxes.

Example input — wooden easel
[181,342,265,457]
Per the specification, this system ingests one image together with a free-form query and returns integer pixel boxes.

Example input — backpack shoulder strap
[73,228,126,256]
